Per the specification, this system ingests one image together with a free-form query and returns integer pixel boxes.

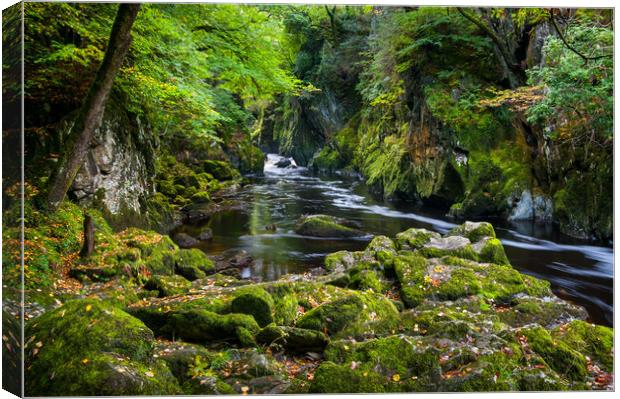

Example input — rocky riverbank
[13,217,613,394]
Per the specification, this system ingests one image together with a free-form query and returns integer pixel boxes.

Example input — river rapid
[194,154,613,326]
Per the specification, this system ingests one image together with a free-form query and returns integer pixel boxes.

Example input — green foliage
[526,23,613,141]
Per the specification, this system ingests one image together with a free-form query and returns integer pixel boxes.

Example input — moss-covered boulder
[518,325,588,380]
[418,235,478,261]
[256,324,329,353]
[25,299,180,396]
[448,221,496,242]
[296,292,398,336]
[144,275,192,297]
[324,250,369,273]
[174,248,215,280]
[395,228,441,250]
[294,214,364,237]
[552,320,614,370]
[231,286,275,327]
[473,237,509,265]
[162,309,259,346]
[310,362,390,393]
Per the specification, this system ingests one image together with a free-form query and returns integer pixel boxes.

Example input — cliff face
[269,7,611,241]
[66,99,157,227]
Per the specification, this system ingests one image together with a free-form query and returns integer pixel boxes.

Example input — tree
[46,4,140,211]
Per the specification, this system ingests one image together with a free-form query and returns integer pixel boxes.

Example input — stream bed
[193,154,613,326]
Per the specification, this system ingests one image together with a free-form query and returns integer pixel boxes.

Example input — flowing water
[195,154,614,326]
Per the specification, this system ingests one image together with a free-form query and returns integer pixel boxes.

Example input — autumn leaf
[85,304,92,312]
[392,374,401,382]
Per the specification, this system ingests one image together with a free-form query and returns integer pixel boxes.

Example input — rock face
[508,190,553,222]
[69,99,156,222]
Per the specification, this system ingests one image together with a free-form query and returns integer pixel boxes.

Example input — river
[194,154,613,327]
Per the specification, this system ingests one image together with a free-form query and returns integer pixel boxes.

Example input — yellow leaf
[81,358,89,365]
[85,304,92,312]
[392,374,401,382]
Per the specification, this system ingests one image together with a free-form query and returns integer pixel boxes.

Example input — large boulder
[294,214,364,238]
[231,286,275,327]
[25,299,180,396]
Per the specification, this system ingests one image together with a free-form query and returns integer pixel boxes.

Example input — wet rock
[172,232,199,248]
[294,214,364,238]
[197,227,213,241]
[211,249,255,271]
[508,190,554,222]
[274,158,292,168]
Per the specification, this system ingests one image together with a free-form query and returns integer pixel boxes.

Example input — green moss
[295,214,363,238]
[475,238,509,265]
[190,191,211,203]
[144,275,192,297]
[310,362,388,393]
[296,292,398,336]
[325,335,440,379]
[202,160,238,181]
[395,228,440,250]
[349,269,385,292]
[296,295,365,334]
[519,325,588,381]
[324,250,359,273]
[480,265,528,303]
[25,299,178,395]
[553,320,613,370]
[231,286,275,327]
[256,324,329,353]
[448,221,496,242]
[163,309,259,345]
[267,284,299,326]
[393,254,427,307]
[174,248,215,281]
[433,268,482,301]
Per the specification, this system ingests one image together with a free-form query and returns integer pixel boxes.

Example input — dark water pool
[193,154,614,326]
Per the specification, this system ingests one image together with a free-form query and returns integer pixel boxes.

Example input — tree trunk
[46,4,141,211]
[80,214,95,258]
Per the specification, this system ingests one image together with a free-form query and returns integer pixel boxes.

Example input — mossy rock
[174,248,215,281]
[294,214,364,238]
[162,309,259,346]
[395,228,441,250]
[144,275,192,297]
[310,361,389,393]
[325,335,440,380]
[202,160,238,181]
[324,250,368,273]
[365,235,397,260]
[266,283,299,326]
[519,325,588,381]
[552,320,613,370]
[497,296,587,328]
[349,269,385,292]
[231,286,275,327]
[418,235,477,261]
[25,299,180,395]
[256,324,329,353]
[473,237,509,265]
[190,191,211,203]
[393,253,428,307]
[448,221,496,242]
[295,292,398,336]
